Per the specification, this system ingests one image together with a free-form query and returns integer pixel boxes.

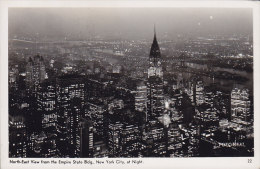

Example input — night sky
[9,8,253,40]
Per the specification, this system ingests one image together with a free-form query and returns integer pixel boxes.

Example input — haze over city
[9,8,252,41]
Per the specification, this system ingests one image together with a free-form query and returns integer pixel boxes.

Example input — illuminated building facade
[56,75,85,157]
[147,28,165,120]
[36,80,58,157]
[25,55,46,90]
[231,88,251,124]
[9,114,27,157]
[134,81,147,120]
[79,119,94,157]
[108,122,124,157]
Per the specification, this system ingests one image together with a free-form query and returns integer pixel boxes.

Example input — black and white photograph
[7,7,255,158]
[1,1,260,169]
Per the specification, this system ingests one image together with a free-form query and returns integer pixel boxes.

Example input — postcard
[0,1,259,169]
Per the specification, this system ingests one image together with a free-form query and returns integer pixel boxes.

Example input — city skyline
[8,7,254,158]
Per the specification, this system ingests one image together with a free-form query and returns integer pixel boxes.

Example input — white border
[1,1,260,169]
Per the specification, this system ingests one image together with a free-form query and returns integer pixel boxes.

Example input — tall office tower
[144,120,167,157]
[195,81,205,105]
[36,80,58,157]
[120,124,141,157]
[9,114,27,157]
[108,122,124,157]
[56,74,85,157]
[85,101,105,141]
[108,122,142,157]
[231,88,251,124]
[204,90,214,108]
[181,93,195,124]
[25,55,46,90]
[79,119,94,157]
[167,124,182,157]
[190,79,205,106]
[9,65,19,91]
[37,80,57,130]
[147,27,164,120]
[135,81,148,120]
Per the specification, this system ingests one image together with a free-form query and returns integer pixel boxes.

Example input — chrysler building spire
[150,24,161,66]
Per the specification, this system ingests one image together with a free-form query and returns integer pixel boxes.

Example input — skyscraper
[148,26,163,78]
[135,81,147,120]
[231,88,251,124]
[36,80,58,157]
[56,74,85,157]
[25,55,46,90]
[147,27,164,120]
[108,122,124,157]
[79,119,94,157]
[9,114,27,157]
